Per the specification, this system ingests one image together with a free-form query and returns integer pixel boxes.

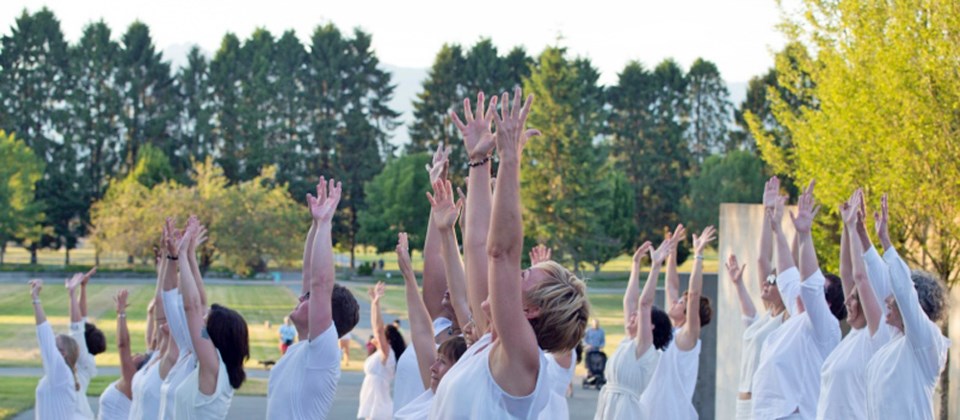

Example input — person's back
[266,325,341,419]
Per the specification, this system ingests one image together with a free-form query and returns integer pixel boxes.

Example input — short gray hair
[910,270,948,323]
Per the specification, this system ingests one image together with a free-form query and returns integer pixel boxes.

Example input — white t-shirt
[430,339,551,420]
[266,324,341,419]
[97,380,131,420]
[393,317,453,414]
[71,319,97,419]
[752,268,841,420]
[394,389,434,420]
[129,360,163,420]
[865,248,951,420]
[737,311,785,393]
[172,352,234,420]
[35,321,83,420]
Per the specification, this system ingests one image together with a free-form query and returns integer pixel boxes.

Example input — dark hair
[84,323,107,355]
[207,304,249,389]
[911,270,948,322]
[384,324,406,360]
[823,273,847,321]
[332,284,360,338]
[651,306,674,350]
[437,336,467,363]
[682,291,714,327]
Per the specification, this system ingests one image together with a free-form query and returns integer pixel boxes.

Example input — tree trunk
[127,254,134,264]
[0,242,5,265]
[65,247,70,266]
[30,245,37,265]
[95,250,100,267]
[939,319,950,420]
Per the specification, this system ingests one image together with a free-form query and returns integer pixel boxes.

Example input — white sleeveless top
[639,340,701,420]
[538,351,576,420]
[357,349,396,419]
[394,389,434,420]
[430,337,551,419]
[172,353,234,420]
[593,337,660,420]
[128,359,162,420]
[97,380,131,420]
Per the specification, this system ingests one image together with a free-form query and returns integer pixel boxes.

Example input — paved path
[9,370,603,419]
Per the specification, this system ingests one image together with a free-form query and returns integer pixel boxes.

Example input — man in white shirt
[266,177,360,420]
[752,180,845,420]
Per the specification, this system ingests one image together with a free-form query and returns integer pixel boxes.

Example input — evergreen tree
[686,58,732,160]
[174,46,213,174]
[209,33,245,182]
[357,153,432,253]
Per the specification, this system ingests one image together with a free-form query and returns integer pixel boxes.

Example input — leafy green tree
[0,130,44,264]
[686,58,732,159]
[581,167,637,272]
[685,150,765,231]
[357,153,432,253]
[521,46,608,269]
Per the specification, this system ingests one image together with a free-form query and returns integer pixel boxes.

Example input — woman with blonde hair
[430,88,591,419]
[30,277,84,419]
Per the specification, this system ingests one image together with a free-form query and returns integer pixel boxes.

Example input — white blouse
[35,321,83,420]
[865,248,951,420]
[97,380,131,420]
[172,352,234,420]
[737,311,784,393]
[71,319,97,419]
[639,339,700,420]
[128,359,162,420]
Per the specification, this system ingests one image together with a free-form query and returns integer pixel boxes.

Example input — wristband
[166,255,179,260]
[468,156,491,168]
[694,255,704,261]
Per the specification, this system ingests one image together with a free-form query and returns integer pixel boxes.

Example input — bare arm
[114,289,137,398]
[422,144,452,319]
[624,242,653,334]
[793,180,821,280]
[676,226,715,351]
[839,194,855,298]
[770,207,801,315]
[397,234,435,389]
[369,282,391,364]
[175,224,221,396]
[665,230,681,312]
[67,273,83,324]
[637,239,671,356]
[308,178,341,341]
[187,220,208,307]
[452,92,498,334]
[758,177,779,294]
[302,221,317,296]
[726,254,757,319]
[79,267,96,319]
[428,180,472,328]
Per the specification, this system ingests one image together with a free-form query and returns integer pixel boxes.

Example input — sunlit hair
[911,270,948,322]
[438,336,467,363]
[56,334,80,391]
[525,261,591,353]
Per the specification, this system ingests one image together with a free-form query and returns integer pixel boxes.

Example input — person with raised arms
[29,277,84,419]
[97,289,148,420]
[67,267,104,419]
[357,281,404,420]
[266,177,360,420]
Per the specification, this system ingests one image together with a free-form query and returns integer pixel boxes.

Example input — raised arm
[397,234,435,389]
[624,241,653,334]
[301,220,317,296]
[175,223,220,395]
[838,193,856,299]
[792,180,822,280]
[66,273,84,324]
[31,279,67,383]
[368,282,391,363]
[161,220,192,356]
[187,218,208,307]
[637,238,672,356]
[529,244,552,266]
[308,177,342,341]
[114,289,137,398]
[487,88,540,378]
[843,190,881,336]
[79,266,96,319]
[676,226,715,351]
[665,226,684,312]
[757,177,779,294]
[452,92,498,334]
[792,181,837,341]
[770,204,801,315]
[726,254,757,320]
[427,179,471,328]
[422,144,453,319]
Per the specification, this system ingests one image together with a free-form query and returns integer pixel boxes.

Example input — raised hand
[30,279,43,299]
[632,241,654,265]
[81,266,97,287]
[65,273,84,293]
[176,220,198,255]
[114,289,130,313]
[451,92,498,161]
[693,226,716,254]
[396,232,414,277]
[307,176,343,223]
[529,244,552,266]
[873,193,891,249]
[426,180,462,230]
[649,237,672,266]
[840,189,861,226]
[726,254,746,284]
[763,176,781,209]
[492,87,539,160]
[163,218,180,257]
[668,224,686,253]
[790,179,821,233]
[425,142,452,183]
[773,195,787,222]
[368,281,386,302]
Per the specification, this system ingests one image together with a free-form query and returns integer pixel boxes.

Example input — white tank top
[97,380,131,420]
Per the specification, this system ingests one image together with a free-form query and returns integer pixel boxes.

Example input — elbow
[486,243,513,260]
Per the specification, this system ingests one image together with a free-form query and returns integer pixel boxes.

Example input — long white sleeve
[775,267,801,316]
[38,322,69,381]
[162,289,194,355]
[799,270,841,352]
[863,246,891,309]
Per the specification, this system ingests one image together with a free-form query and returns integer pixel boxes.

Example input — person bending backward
[62,267,104,420]
[393,144,464,415]
[641,225,716,420]
[358,282,406,420]
[751,180,846,420]
[430,87,591,419]
[29,278,85,419]
[729,176,789,420]
[166,217,249,420]
[593,236,677,420]
[394,231,469,420]
[266,177,360,420]
[98,289,149,420]
[815,189,891,420]
[865,194,951,420]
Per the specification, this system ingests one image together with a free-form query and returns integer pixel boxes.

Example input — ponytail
[72,366,79,391]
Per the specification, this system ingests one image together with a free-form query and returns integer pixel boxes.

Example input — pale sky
[2,0,797,145]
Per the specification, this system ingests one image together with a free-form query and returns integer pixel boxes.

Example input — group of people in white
[27,88,951,420]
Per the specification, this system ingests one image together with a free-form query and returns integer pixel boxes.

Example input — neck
[767,301,786,317]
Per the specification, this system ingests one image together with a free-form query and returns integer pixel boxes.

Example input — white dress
[97,380,131,420]
[71,319,97,420]
[593,337,660,420]
[429,338,551,419]
[128,359,162,420]
[539,351,576,420]
[34,321,83,420]
[640,336,701,420]
[394,389,434,420]
[266,324,341,419]
[357,349,396,419]
[864,248,951,420]
[736,311,784,420]
[172,352,234,420]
